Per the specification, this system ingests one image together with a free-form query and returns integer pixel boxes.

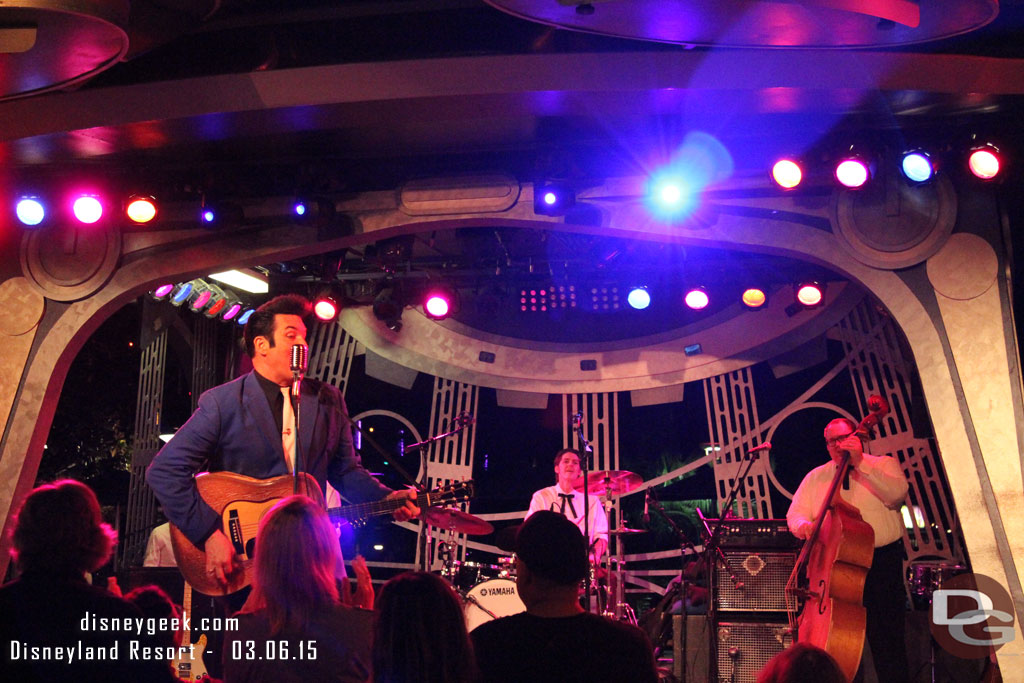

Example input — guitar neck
[328,490,435,523]
[181,583,193,643]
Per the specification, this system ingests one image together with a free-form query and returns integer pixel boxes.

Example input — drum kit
[423,469,647,630]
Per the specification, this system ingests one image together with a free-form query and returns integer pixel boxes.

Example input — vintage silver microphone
[290,344,308,398]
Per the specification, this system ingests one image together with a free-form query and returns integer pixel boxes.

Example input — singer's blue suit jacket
[146,370,390,547]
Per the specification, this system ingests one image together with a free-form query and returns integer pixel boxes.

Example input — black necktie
[558,493,577,517]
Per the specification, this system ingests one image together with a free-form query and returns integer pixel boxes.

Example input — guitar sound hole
[245,537,256,559]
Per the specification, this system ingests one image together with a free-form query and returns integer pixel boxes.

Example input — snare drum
[463,578,526,631]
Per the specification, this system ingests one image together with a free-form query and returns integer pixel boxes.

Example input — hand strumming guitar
[204,529,241,589]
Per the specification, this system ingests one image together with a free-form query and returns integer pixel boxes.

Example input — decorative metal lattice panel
[704,369,773,519]
[419,378,478,570]
[835,301,964,567]
[307,321,359,393]
[122,308,167,569]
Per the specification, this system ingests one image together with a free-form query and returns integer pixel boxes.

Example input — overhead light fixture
[835,155,871,189]
[199,200,243,229]
[901,151,935,183]
[771,159,803,189]
[151,283,176,301]
[422,284,460,320]
[236,308,256,325]
[125,195,158,224]
[209,269,269,294]
[313,291,341,323]
[533,182,575,216]
[968,144,1001,180]
[169,281,195,306]
[741,287,767,309]
[684,287,709,310]
[72,195,104,224]
[795,282,824,307]
[15,197,45,227]
[627,287,651,310]
[373,286,405,331]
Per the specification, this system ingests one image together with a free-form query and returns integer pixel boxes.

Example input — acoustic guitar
[170,581,209,681]
[169,471,475,595]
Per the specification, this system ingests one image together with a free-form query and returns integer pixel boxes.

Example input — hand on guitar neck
[383,489,422,522]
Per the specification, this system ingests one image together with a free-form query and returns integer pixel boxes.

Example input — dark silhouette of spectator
[222,496,373,683]
[371,571,477,683]
[0,479,176,683]
[757,642,848,683]
[471,510,658,683]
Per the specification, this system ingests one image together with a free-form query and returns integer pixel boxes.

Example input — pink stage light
[314,296,339,322]
[835,159,869,188]
[72,196,103,224]
[968,147,1000,180]
[425,294,451,319]
[684,288,709,310]
[796,283,824,307]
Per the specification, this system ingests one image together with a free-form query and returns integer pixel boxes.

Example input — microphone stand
[290,345,307,496]
[402,413,474,572]
[574,415,594,613]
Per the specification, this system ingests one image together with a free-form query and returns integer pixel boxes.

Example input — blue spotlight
[542,191,558,206]
[237,308,255,325]
[627,287,651,310]
[16,197,45,226]
[534,183,574,216]
[201,209,215,224]
[901,152,934,183]
[170,282,193,306]
[294,202,307,216]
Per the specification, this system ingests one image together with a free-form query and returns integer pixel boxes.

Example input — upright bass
[786,396,889,681]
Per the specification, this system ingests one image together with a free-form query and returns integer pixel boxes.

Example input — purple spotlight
[72,196,103,224]
[543,191,558,206]
[191,290,212,311]
[202,209,215,223]
[222,303,242,321]
[153,284,175,299]
[425,294,451,319]
[835,159,870,188]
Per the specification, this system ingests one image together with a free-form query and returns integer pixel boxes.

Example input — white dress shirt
[787,453,909,547]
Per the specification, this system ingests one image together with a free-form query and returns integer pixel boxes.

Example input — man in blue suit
[146,294,419,590]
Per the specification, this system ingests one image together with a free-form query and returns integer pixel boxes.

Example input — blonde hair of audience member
[12,479,117,576]
[239,495,343,635]
[757,642,848,683]
[372,571,476,683]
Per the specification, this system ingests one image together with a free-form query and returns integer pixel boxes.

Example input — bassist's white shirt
[787,453,908,547]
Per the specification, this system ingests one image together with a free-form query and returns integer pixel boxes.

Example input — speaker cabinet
[715,620,793,683]
[714,550,796,612]
[673,615,710,683]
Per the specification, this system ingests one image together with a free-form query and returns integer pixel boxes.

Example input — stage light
[15,197,45,226]
[534,183,575,216]
[835,158,870,188]
[170,282,194,306]
[199,201,243,228]
[126,196,158,224]
[294,202,307,217]
[423,285,459,320]
[72,195,103,224]
[313,293,340,323]
[237,308,256,325]
[968,146,1001,180]
[771,159,803,189]
[796,282,824,307]
[684,288,709,310]
[901,152,934,183]
[742,288,767,308]
[151,283,176,300]
[627,287,651,310]
[200,285,229,318]
[653,177,686,208]
[221,302,243,321]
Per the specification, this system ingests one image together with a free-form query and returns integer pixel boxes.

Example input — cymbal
[573,470,643,496]
[423,507,494,536]
[609,526,647,535]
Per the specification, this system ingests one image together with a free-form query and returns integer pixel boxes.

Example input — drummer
[527,448,609,563]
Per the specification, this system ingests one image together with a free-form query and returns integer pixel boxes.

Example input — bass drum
[463,579,526,631]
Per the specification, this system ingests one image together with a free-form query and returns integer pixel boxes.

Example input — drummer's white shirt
[527,484,609,545]
[787,453,909,547]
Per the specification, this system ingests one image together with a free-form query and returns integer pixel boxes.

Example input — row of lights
[770,144,1002,191]
[520,283,822,312]
[15,194,158,227]
[311,283,461,325]
[149,270,267,323]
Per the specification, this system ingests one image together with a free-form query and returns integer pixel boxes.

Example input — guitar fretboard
[327,490,438,522]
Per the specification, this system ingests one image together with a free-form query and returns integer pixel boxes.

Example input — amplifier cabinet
[714,550,796,612]
[715,620,793,683]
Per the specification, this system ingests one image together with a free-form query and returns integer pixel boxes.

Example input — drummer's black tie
[558,493,577,517]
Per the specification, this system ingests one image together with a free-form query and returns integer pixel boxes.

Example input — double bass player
[787,417,910,683]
